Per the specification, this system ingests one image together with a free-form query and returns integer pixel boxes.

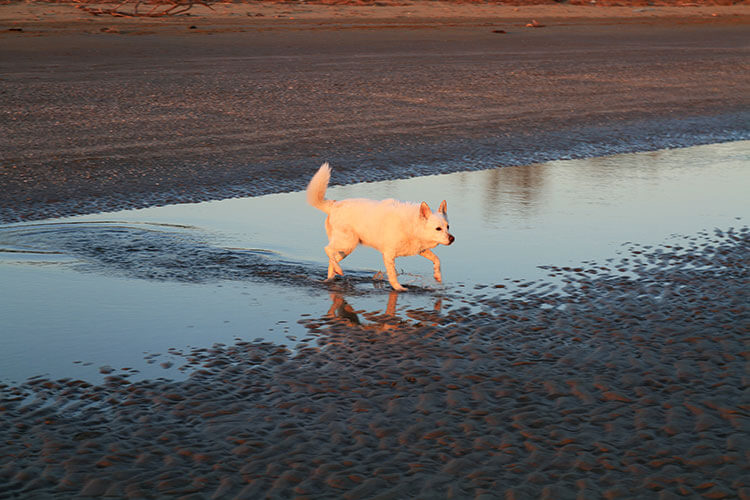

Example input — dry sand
[1,1,749,222]
[1,227,748,498]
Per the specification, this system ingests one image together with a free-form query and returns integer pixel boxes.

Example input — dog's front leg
[382,253,406,291]
[420,249,442,283]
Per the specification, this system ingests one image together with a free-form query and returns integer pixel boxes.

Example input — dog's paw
[434,273,443,283]
[391,284,407,292]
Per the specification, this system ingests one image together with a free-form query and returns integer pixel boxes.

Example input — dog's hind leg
[324,218,344,280]
[383,253,406,292]
[324,231,358,281]
[419,249,442,283]
[325,245,345,280]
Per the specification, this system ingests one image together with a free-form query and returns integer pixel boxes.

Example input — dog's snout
[448,234,455,245]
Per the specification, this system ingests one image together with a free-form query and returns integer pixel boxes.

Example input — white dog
[306,162,454,291]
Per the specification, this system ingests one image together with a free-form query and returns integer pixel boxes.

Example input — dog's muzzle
[448,234,455,245]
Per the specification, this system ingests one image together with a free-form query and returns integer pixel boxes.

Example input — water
[1,141,747,384]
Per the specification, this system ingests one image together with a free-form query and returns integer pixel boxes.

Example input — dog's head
[419,200,455,246]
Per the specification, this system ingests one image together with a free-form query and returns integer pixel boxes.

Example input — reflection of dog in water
[327,293,442,332]
[307,163,455,291]
[327,292,399,326]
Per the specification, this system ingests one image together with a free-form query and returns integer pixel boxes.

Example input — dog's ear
[419,202,432,219]
[438,200,447,215]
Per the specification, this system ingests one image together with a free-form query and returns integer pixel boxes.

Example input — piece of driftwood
[72,0,215,17]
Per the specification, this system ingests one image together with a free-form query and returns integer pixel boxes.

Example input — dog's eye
[436,227,442,231]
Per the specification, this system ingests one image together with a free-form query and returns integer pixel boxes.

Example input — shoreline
[2,115,748,224]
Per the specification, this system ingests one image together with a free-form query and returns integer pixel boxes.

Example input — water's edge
[2,112,747,224]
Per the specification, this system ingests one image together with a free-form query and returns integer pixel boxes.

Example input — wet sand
[1,227,747,498]
[1,2,749,222]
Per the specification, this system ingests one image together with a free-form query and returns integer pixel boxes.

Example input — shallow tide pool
[1,141,747,384]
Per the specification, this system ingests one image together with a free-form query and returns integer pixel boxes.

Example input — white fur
[306,162,455,291]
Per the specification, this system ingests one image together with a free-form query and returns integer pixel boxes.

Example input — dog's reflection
[326,292,443,331]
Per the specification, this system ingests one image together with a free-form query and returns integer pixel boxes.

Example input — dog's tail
[306,162,334,214]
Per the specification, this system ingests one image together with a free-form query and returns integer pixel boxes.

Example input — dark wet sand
[1,8,748,222]
[1,227,747,498]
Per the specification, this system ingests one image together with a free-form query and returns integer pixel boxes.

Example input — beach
[1,2,749,498]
